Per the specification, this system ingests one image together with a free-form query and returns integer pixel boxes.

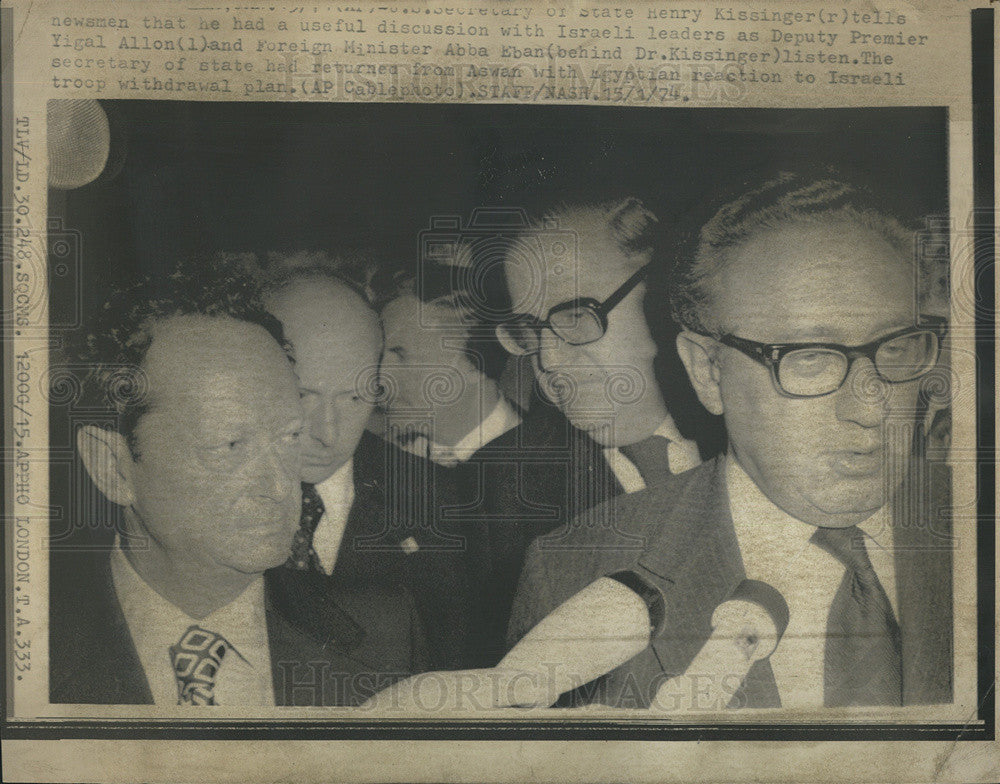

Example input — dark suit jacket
[451,400,624,666]
[347,405,623,669]
[50,548,428,706]
[508,455,954,708]
[333,431,484,671]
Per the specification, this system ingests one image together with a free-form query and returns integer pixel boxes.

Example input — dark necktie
[811,525,903,706]
[619,434,673,487]
[169,625,230,705]
[287,483,325,572]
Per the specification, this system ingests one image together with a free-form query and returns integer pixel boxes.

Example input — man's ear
[77,425,138,508]
[676,331,725,416]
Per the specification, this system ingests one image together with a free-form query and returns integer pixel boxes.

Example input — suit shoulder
[527,457,724,555]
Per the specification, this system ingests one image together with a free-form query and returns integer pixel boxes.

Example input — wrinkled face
[709,219,922,527]
[266,278,381,484]
[503,253,660,446]
[380,293,474,415]
[127,315,304,575]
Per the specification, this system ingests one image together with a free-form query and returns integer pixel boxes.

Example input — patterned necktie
[169,625,230,705]
[287,483,325,572]
[619,434,673,487]
[811,525,903,706]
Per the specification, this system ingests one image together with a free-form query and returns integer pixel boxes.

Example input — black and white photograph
[2,1,995,781]
[43,101,958,715]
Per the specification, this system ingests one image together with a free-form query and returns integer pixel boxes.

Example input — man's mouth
[302,449,336,466]
[242,503,296,531]
[828,446,885,477]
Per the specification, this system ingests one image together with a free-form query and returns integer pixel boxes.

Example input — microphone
[493,569,667,707]
[359,569,666,712]
[651,579,789,712]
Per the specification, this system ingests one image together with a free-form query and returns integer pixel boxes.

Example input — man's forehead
[270,276,374,329]
[383,294,465,334]
[713,219,917,339]
[269,277,380,357]
[504,243,642,317]
[721,220,911,286]
[145,313,284,370]
[141,314,298,414]
[503,200,653,316]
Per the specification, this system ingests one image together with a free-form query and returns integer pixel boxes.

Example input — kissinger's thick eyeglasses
[698,317,947,398]
[496,263,651,356]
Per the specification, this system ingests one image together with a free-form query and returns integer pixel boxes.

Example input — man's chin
[809,487,887,525]
[223,545,291,576]
[568,414,651,448]
[301,456,344,484]
[576,422,618,447]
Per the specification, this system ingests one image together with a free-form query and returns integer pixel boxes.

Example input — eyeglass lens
[548,306,604,345]
[776,330,939,396]
[498,306,605,355]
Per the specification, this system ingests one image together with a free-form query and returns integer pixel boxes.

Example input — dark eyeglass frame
[497,262,651,355]
[698,316,947,398]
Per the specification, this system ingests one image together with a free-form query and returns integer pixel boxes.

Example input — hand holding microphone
[651,579,789,712]
[360,570,666,712]
[493,570,666,707]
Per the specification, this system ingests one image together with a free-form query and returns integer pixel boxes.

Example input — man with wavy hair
[51,261,426,707]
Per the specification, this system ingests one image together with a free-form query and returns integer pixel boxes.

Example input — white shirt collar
[403,396,521,466]
[110,540,272,706]
[445,396,521,461]
[652,415,684,443]
[602,414,702,493]
[312,459,355,576]
[315,458,354,508]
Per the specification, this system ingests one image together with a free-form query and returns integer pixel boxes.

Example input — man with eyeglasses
[497,198,702,477]
[508,175,952,710]
[471,198,705,665]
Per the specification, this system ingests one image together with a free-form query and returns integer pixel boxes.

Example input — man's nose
[307,399,338,447]
[257,443,298,501]
[536,331,577,372]
[835,358,890,427]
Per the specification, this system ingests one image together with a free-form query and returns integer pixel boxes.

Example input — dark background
[53,102,948,292]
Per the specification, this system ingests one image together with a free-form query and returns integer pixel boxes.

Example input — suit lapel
[100,558,156,704]
[265,567,381,706]
[326,435,405,578]
[350,432,465,556]
[629,459,744,679]
[565,417,625,513]
[624,458,779,708]
[51,551,153,705]
[266,567,364,648]
[520,404,625,515]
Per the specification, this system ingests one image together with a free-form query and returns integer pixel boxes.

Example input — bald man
[266,272,381,498]
[264,264,478,669]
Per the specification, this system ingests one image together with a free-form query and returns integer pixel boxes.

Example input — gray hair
[670,173,943,333]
